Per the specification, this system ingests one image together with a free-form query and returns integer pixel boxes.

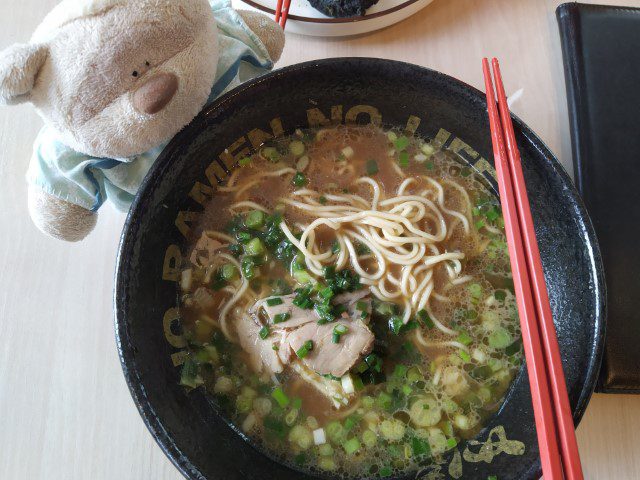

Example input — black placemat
[557,2,640,393]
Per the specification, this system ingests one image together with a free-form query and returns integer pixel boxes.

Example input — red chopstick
[490,58,585,480]
[483,58,582,480]
[274,0,291,28]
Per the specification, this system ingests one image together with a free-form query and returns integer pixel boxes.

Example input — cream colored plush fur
[0,0,284,242]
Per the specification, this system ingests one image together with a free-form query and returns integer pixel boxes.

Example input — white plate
[232,0,434,37]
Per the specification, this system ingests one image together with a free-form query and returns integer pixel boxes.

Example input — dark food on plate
[177,125,523,477]
[307,0,379,17]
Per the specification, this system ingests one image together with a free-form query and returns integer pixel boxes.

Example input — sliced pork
[254,294,318,330]
[284,319,374,377]
[235,315,283,375]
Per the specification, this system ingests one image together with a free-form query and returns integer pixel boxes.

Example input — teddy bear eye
[132,71,139,78]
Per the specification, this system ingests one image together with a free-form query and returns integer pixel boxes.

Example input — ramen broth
[177,125,522,477]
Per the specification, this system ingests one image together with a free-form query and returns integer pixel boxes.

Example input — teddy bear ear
[0,43,48,106]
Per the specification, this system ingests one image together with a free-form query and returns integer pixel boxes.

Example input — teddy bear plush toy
[0,0,284,241]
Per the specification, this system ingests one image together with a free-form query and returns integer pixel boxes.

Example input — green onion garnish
[241,257,256,279]
[393,364,407,379]
[266,297,283,307]
[394,136,410,151]
[475,220,485,230]
[456,331,473,346]
[494,290,506,301]
[365,159,379,175]
[398,151,409,168]
[244,210,265,229]
[389,316,404,335]
[296,340,313,358]
[292,172,307,187]
[331,240,340,254]
[319,196,327,205]
[486,207,500,222]
[343,437,361,455]
[291,397,303,409]
[220,263,238,281]
[259,325,270,339]
[459,350,471,362]
[271,387,290,407]
[425,161,435,170]
[244,237,265,256]
[273,312,291,324]
[333,324,348,338]
[238,156,251,166]
[447,438,458,449]
[355,300,368,312]
[417,309,435,329]
[319,286,334,299]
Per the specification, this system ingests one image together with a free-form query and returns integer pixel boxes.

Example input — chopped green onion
[296,340,314,358]
[468,283,483,299]
[331,240,340,254]
[289,140,305,156]
[389,316,404,335]
[273,313,291,324]
[394,136,410,151]
[271,387,290,408]
[241,257,256,279]
[244,210,265,228]
[319,286,334,299]
[261,146,280,163]
[393,364,407,379]
[333,324,348,343]
[447,438,458,449]
[398,151,409,168]
[291,397,303,409]
[293,269,313,284]
[259,325,270,339]
[220,263,238,281]
[459,350,471,362]
[266,297,283,307]
[380,466,393,477]
[425,161,435,170]
[343,437,361,455]
[355,300,368,312]
[292,172,308,187]
[319,196,327,205]
[238,156,251,166]
[494,290,506,301]
[365,159,379,175]
[411,436,431,456]
[456,331,473,346]
[272,344,279,351]
[244,237,265,256]
[236,231,251,243]
[489,327,512,349]
[334,324,348,335]
[417,309,435,328]
[486,207,500,222]
[475,220,485,230]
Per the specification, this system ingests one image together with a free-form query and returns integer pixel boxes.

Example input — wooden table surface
[1,1,639,479]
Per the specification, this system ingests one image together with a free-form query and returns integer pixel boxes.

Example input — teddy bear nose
[132,72,179,115]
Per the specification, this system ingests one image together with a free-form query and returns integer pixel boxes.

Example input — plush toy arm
[28,186,97,242]
[236,10,285,64]
[0,43,48,106]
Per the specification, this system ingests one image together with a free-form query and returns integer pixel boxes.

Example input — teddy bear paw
[28,186,97,242]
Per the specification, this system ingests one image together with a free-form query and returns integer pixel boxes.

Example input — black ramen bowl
[115,58,605,480]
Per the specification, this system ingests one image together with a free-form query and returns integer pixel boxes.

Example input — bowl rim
[114,57,606,480]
